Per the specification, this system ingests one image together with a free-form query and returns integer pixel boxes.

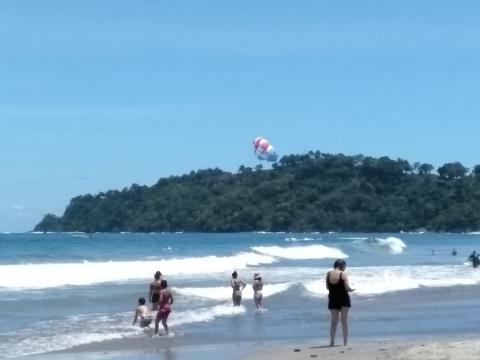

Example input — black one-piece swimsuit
[327,272,351,310]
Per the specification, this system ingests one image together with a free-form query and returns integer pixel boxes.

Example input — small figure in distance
[132,297,152,328]
[467,251,479,268]
[452,248,458,256]
[252,272,263,310]
[431,249,436,256]
[469,251,480,268]
[155,280,174,336]
[326,259,355,347]
[231,271,246,306]
[149,271,163,310]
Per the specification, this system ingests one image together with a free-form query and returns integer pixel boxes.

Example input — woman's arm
[342,272,355,292]
[149,283,154,302]
[132,308,139,325]
[325,271,330,290]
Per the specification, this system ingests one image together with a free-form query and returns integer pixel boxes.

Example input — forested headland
[34,152,480,233]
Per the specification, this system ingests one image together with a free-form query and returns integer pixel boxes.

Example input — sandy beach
[26,336,480,360]
[245,338,480,360]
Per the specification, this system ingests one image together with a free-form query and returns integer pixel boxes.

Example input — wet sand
[23,336,480,360]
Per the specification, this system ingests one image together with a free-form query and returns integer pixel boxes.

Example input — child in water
[133,297,152,328]
[252,273,263,310]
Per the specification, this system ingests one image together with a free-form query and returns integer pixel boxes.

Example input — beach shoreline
[23,333,480,360]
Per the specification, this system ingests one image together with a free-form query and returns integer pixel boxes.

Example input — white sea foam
[0,304,247,358]
[0,252,276,290]
[1,331,125,358]
[303,264,480,297]
[171,304,245,326]
[251,245,347,260]
[173,282,295,301]
[0,312,136,358]
[372,237,407,254]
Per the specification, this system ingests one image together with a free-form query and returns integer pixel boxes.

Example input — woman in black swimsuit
[326,259,355,347]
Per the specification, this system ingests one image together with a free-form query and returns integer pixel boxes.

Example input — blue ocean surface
[1,232,480,358]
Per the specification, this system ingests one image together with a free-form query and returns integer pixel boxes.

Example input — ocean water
[1,232,480,358]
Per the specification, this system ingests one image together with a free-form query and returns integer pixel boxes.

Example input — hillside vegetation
[34,152,480,233]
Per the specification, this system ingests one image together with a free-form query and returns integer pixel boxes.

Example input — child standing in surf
[252,272,263,310]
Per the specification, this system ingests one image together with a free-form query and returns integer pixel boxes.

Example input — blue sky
[1,1,480,231]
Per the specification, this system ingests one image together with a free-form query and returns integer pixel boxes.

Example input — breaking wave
[0,252,276,290]
[174,282,295,301]
[251,245,347,260]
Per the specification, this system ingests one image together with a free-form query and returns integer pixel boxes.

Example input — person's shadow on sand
[310,345,341,349]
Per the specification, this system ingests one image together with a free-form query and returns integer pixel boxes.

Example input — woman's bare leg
[162,318,169,334]
[340,307,349,346]
[330,310,340,346]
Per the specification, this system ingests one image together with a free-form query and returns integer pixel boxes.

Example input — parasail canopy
[253,137,278,162]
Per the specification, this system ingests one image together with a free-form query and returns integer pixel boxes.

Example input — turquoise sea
[1,232,480,359]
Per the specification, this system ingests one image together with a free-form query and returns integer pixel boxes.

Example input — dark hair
[333,259,346,270]
[232,271,238,279]
[154,271,162,280]
[160,279,168,289]
[138,297,146,305]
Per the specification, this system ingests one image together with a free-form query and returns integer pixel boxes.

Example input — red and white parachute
[253,137,278,162]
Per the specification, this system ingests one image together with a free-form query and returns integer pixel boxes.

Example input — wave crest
[174,282,294,301]
[372,237,407,254]
[251,245,347,260]
[0,252,276,290]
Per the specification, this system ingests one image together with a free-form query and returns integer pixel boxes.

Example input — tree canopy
[34,152,480,233]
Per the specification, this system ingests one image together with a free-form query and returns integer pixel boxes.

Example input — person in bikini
[231,271,246,306]
[149,271,162,310]
[252,272,263,310]
[326,259,355,347]
[155,279,174,336]
[132,297,152,328]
